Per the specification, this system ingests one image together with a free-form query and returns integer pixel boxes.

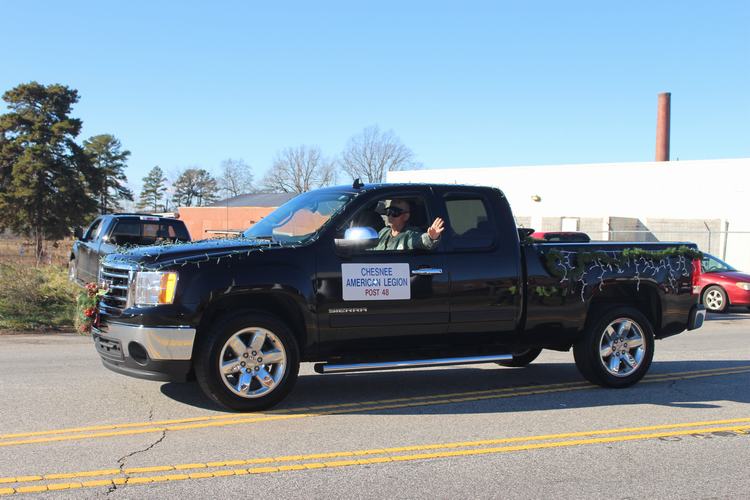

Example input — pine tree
[0,82,97,261]
[83,134,133,213]
[136,166,168,212]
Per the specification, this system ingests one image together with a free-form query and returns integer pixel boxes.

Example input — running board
[314,354,514,374]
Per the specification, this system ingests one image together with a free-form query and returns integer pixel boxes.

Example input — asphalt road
[1,312,749,499]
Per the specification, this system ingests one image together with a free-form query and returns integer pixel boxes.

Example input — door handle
[411,268,443,276]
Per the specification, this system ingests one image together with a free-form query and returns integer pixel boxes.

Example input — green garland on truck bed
[538,245,702,301]
[543,246,702,281]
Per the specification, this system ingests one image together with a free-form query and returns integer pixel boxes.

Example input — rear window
[444,196,496,250]
[110,220,190,246]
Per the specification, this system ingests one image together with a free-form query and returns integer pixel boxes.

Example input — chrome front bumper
[93,322,196,360]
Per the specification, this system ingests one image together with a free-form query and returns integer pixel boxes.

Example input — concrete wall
[514,216,532,228]
[607,217,656,242]
[645,218,723,255]
[579,218,606,236]
[387,158,750,269]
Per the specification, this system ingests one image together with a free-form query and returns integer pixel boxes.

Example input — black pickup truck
[70,214,191,285]
[92,183,705,411]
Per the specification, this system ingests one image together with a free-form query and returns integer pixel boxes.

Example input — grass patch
[0,263,78,332]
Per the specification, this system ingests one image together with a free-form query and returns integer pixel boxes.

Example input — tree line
[0,82,420,259]
[138,124,420,211]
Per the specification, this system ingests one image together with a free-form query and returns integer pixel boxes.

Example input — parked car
[70,214,191,285]
[696,253,750,313]
[530,231,591,242]
[92,182,704,411]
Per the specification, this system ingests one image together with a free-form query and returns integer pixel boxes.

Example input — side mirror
[335,227,379,255]
[74,227,83,240]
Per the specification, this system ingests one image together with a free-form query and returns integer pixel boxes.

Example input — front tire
[702,285,728,313]
[497,348,543,367]
[573,307,655,388]
[195,312,300,411]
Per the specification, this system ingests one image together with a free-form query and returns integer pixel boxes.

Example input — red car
[696,253,750,313]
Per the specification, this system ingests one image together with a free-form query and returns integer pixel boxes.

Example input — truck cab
[315,184,522,358]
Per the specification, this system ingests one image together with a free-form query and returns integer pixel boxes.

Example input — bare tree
[261,145,336,193]
[340,126,420,183]
[217,158,255,198]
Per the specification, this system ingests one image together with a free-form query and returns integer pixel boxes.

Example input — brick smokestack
[655,92,671,161]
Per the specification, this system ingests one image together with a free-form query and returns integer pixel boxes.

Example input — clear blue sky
[1,1,748,192]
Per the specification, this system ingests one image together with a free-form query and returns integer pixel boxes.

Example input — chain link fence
[515,216,750,271]
[571,230,749,272]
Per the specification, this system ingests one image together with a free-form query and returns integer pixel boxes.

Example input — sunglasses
[386,207,409,217]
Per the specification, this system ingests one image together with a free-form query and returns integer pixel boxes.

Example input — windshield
[110,219,190,245]
[243,190,355,243]
[701,254,736,273]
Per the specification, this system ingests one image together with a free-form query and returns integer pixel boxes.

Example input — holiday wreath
[75,282,105,334]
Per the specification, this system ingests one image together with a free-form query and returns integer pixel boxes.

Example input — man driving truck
[373,199,445,251]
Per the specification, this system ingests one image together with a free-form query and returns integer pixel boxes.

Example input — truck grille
[99,263,135,317]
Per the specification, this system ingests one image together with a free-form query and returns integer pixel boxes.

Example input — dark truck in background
[92,183,705,411]
[70,214,191,285]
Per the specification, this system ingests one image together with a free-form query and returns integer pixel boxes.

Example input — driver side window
[348,200,387,233]
[342,195,434,253]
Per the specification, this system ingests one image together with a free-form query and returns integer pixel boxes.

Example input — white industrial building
[387,157,750,271]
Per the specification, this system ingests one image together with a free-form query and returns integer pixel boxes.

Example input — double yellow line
[2,416,749,495]
[1,365,748,449]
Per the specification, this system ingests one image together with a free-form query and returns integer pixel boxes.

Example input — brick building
[178,193,296,240]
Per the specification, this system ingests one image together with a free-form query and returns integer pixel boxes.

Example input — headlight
[736,282,750,291]
[134,271,178,306]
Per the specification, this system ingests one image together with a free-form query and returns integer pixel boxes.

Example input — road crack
[105,391,161,496]
[105,430,167,496]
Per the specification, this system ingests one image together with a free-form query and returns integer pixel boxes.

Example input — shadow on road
[160,359,750,414]
[705,308,750,321]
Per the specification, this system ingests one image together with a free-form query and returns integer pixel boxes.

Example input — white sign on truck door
[341,263,410,301]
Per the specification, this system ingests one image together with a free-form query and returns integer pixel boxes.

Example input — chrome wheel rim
[219,327,287,399]
[704,289,724,311]
[598,318,646,377]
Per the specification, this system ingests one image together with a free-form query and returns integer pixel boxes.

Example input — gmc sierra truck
[92,183,705,411]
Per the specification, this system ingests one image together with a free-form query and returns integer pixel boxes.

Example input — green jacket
[374,226,439,251]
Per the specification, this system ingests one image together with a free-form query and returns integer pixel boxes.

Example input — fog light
[128,342,149,365]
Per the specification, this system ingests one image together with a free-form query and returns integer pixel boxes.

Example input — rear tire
[195,312,300,411]
[497,348,542,367]
[573,307,654,388]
